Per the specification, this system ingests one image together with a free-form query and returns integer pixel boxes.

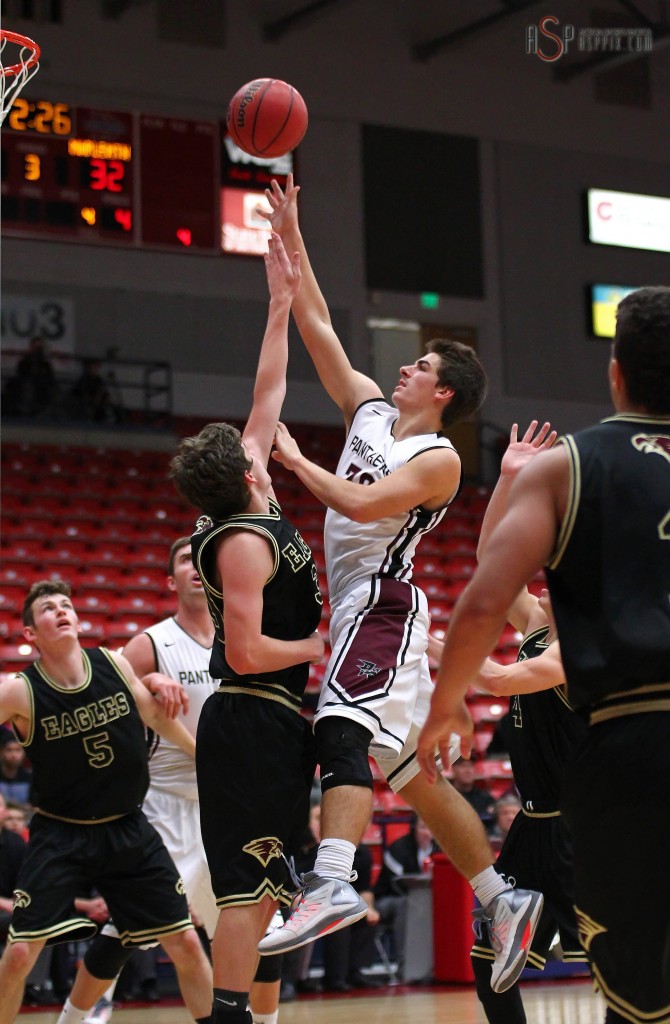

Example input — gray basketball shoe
[258,871,368,955]
[473,886,544,993]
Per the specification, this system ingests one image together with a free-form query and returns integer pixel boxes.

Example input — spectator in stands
[4,336,57,418]
[373,816,440,978]
[449,757,496,834]
[489,793,522,854]
[70,358,119,423]
[0,734,32,805]
[2,801,29,842]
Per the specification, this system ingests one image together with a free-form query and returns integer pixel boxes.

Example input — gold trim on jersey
[99,646,138,698]
[195,507,283,600]
[16,672,36,747]
[33,653,93,693]
[590,698,670,725]
[9,916,97,944]
[553,684,573,710]
[33,806,129,825]
[602,413,670,425]
[547,435,579,570]
[591,960,670,1024]
[599,681,670,702]
[116,919,194,946]
[215,877,290,909]
[216,683,301,714]
[522,808,561,818]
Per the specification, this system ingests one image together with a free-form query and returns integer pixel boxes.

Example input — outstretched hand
[264,231,301,302]
[500,420,557,478]
[258,172,300,235]
[417,699,474,783]
[271,421,303,472]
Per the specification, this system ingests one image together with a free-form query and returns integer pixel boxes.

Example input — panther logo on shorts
[242,837,283,867]
[13,889,31,909]
[575,906,607,952]
[175,878,187,896]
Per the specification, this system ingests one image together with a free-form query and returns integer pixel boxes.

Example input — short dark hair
[614,287,670,415]
[427,338,488,429]
[169,423,253,520]
[168,537,192,576]
[23,579,72,627]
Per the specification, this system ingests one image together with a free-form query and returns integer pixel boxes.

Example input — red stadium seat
[0,642,35,672]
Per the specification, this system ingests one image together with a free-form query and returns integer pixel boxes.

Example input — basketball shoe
[258,871,368,955]
[83,997,113,1024]
[474,887,544,993]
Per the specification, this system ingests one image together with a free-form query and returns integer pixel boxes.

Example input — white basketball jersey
[144,617,217,799]
[324,399,458,608]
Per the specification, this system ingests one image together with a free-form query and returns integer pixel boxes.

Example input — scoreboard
[2,98,221,252]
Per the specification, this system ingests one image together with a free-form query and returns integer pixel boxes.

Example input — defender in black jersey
[170,230,324,1024]
[421,287,670,1024]
[0,580,213,1024]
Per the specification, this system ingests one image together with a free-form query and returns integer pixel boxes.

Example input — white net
[1,31,40,125]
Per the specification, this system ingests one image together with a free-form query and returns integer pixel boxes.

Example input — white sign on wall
[587,189,670,254]
[1,294,76,352]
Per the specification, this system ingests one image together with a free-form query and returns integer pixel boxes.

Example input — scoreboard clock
[2,98,220,252]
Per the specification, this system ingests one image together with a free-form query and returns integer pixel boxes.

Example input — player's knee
[254,952,283,983]
[84,934,133,980]
[163,926,205,967]
[315,717,373,792]
[3,941,34,976]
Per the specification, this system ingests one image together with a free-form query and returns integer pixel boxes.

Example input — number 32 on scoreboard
[88,158,125,192]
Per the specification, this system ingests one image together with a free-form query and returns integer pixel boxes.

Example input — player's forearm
[253,297,291,404]
[477,475,513,559]
[279,224,331,330]
[433,589,509,708]
[289,454,372,521]
[147,711,196,758]
[226,633,319,676]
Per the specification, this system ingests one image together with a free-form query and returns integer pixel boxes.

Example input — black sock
[211,989,250,1024]
[471,954,527,1024]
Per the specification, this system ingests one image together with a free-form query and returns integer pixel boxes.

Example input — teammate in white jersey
[257,178,543,996]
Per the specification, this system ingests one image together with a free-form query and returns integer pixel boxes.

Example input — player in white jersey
[256,178,543,996]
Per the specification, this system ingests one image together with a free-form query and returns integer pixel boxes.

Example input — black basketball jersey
[507,627,588,813]
[191,498,323,701]
[19,648,149,822]
[546,415,670,712]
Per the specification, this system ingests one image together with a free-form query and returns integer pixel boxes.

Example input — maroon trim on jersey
[331,577,418,699]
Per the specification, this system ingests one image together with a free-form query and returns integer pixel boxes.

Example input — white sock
[56,999,90,1024]
[252,1012,279,1024]
[469,866,509,908]
[313,838,357,881]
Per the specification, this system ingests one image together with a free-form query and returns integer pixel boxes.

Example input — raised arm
[477,421,557,634]
[242,231,301,466]
[217,531,324,674]
[260,175,380,425]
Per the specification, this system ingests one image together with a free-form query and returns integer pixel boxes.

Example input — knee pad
[315,717,373,792]
[254,951,283,983]
[84,933,134,980]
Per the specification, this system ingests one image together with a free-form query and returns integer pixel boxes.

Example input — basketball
[227,78,308,159]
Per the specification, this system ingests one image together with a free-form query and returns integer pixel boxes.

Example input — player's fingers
[521,420,538,443]
[533,421,552,446]
[509,423,518,444]
[459,733,473,760]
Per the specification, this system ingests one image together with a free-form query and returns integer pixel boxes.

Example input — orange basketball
[227,78,308,159]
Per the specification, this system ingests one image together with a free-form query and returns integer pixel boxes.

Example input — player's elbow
[226,643,259,675]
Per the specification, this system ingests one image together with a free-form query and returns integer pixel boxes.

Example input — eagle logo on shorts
[631,433,670,465]
[574,906,607,952]
[195,515,214,533]
[13,889,31,910]
[175,878,187,896]
[242,837,284,867]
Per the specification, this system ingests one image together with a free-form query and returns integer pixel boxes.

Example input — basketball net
[0,30,41,125]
